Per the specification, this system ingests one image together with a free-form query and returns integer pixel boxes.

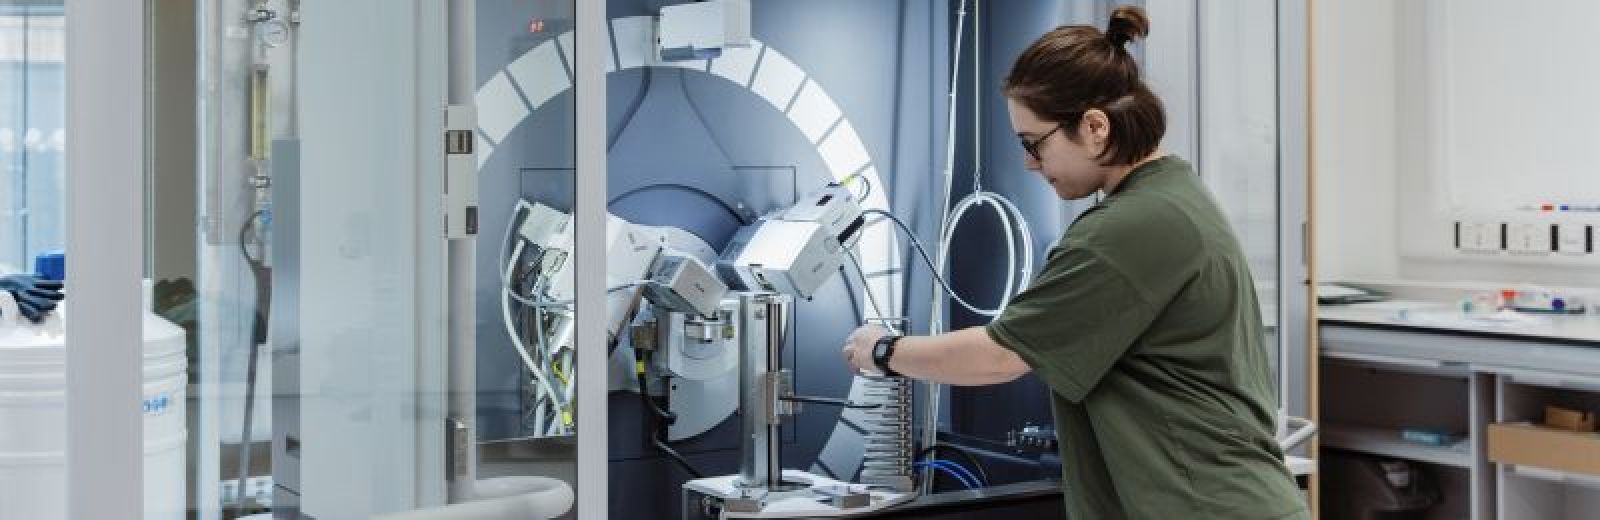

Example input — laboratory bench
[1320,297,1600,520]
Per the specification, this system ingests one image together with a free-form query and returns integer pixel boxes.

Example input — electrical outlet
[220,476,275,507]
[1455,221,1500,253]
[220,480,238,503]
[245,476,274,503]
[1557,223,1592,255]
[1505,221,1550,254]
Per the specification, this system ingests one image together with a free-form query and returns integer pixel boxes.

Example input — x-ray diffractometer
[470,1,1041,517]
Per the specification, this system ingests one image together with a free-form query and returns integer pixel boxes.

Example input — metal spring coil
[856,375,915,492]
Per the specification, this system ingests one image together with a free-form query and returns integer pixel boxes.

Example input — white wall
[1313,0,1401,283]
[1315,0,1600,289]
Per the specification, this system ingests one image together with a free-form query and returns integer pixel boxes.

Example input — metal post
[737,293,771,488]
[65,0,146,518]
[762,295,788,488]
[445,0,477,504]
[737,292,790,490]
[575,0,609,515]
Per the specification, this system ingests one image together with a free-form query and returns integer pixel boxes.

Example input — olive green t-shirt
[986,156,1307,520]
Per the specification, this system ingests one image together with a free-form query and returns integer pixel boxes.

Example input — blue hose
[913,460,978,490]
[930,459,983,488]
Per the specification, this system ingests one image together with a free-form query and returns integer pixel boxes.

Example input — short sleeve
[985,244,1162,403]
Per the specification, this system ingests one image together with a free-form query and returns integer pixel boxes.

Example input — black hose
[780,395,882,410]
[636,352,705,479]
[233,210,271,517]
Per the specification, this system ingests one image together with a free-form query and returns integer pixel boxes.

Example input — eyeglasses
[1019,123,1064,162]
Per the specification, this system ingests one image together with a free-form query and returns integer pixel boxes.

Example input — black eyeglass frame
[1019,123,1065,162]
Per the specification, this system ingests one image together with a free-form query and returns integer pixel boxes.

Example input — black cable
[636,351,705,479]
[638,373,674,420]
[860,208,992,314]
[780,395,881,410]
[914,443,991,487]
[238,210,271,344]
[607,183,750,226]
[233,209,271,517]
[651,435,703,480]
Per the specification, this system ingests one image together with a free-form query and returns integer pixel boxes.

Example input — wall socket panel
[1455,220,1594,257]
[220,476,275,507]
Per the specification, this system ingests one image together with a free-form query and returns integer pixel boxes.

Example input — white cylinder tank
[0,280,188,519]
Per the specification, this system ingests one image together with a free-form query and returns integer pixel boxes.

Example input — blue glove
[0,274,64,324]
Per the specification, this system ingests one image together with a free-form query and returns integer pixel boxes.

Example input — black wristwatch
[871,335,902,377]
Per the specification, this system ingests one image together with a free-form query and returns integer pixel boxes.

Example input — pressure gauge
[258,19,290,48]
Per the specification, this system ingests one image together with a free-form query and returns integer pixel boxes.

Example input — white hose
[936,191,1035,317]
[500,240,568,417]
[498,206,569,437]
[931,0,970,337]
[921,0,972,493]
[371,476,574,520]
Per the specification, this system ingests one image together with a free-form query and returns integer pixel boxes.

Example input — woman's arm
[845,326,1031,386]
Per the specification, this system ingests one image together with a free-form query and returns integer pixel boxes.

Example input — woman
[840,6,1308,519]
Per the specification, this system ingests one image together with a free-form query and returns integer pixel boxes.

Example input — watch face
[872,341,889,360]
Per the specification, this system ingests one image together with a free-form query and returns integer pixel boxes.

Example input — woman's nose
[1023,152,1041,171]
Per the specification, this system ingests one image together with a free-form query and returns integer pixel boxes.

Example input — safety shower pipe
[446,0,477,504]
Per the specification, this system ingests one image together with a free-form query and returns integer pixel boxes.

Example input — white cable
[527,282,564,437]
[932,0,970,336]
[507,281,651,309]
[936,192,1035,317]
[922,0,972,493]
[498,212,556,436]
[865,201,1032,320]
[498,206,570,435]
[501,240,568,416]
[942,196,1012,316]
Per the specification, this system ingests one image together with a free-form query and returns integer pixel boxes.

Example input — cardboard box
[1488,422,1600,476]
[1544,405,1597,433]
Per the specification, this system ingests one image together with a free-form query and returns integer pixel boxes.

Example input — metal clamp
[684,317,731,343]
[767,370,796,422]
[631,320,659,352]
[245,8,277,22]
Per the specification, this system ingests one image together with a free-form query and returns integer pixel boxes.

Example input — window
[0,2,65,273]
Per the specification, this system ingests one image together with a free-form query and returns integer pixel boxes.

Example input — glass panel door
[1199,0,1286,396]
[149,1,585,517]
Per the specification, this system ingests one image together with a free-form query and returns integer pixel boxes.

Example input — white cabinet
[1320,322,1600,519]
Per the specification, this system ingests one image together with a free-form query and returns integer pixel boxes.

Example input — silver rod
[763,295,788,488]
[445,0,477,504]
[737,293,770,488]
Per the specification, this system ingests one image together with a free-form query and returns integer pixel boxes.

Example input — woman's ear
[1079,109,1111,144]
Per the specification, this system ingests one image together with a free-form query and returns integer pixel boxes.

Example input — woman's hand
[841,324,891,375]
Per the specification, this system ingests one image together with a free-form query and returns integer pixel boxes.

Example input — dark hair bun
[1106,5,1150,47]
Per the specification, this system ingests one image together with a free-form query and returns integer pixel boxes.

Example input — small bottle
[1499,289,1518,311]
[1469,292,1496,316]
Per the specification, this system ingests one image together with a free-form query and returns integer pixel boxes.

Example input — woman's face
[1006,98,1112,200]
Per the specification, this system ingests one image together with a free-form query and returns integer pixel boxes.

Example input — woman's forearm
[887,327,1031,385]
